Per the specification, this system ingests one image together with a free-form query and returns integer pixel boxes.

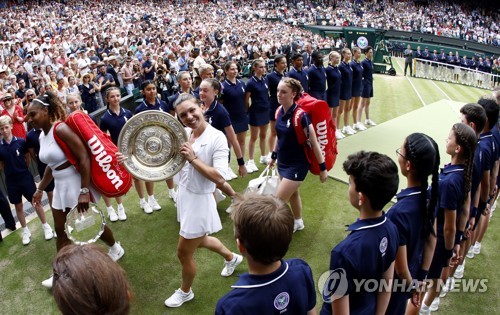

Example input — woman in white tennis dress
[163,93,243,308]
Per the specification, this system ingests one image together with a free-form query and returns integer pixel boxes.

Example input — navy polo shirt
[168,90,197,113]
[339,61,353,93]
[245,76,269,112]
[478,133,495,171]
[100,108,133,145]
[276,104,309,166]
[287,67,309,93]
[435,164,465,238]
[349,60,363,86]
[142,60,155,80]
[267,70,284,109]
[326,65,341,106]
[491,125,500,160]
[134,98,168,114]
[204,100,231,134]
[216,259,316,315]
[321,213,399,315]
[307,64,326,95]
[470,143,482,205]
[0,137,31,180]
[386,187,427,277]
[220,79,247,123]
[361,59,373,86]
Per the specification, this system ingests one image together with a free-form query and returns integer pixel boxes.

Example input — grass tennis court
[1,58,499,314]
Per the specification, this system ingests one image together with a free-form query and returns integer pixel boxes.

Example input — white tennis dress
[39,124,100,211]
[176,124,229,239]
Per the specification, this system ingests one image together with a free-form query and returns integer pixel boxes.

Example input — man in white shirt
[77,49,91,76]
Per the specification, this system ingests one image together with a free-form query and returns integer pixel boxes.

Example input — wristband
[319,162,327,171]
[237,158,245,166]
[417,269,428,281]
[36,188,43,194]
[444,248,454,259]
[189,156,198,163]
[271,151,278,160]
[470,206,478,218]
[478,200,487,215]
[455,231,464,245]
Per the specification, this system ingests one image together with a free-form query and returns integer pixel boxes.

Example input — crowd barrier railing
[414,58,500,90]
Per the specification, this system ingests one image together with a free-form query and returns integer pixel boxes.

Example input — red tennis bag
[276,93,338,175]
[54,111,133,197]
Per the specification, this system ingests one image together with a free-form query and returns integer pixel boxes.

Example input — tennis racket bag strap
[55,111,133,197]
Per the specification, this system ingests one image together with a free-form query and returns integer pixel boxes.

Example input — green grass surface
[1,63,498,314]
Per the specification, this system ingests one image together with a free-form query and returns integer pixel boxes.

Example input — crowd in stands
[263,0,499,47]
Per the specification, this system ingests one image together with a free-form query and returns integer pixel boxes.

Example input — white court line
[394,58,427,107]
[431,81,452,101]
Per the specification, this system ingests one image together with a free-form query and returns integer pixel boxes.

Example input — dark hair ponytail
[405,133,440,238]
[452,123,477,200]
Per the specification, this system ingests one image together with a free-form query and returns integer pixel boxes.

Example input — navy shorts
[361,84,374,98]
[428,237,447,279]
[249,109,270,127]
[7,178,36,204]
[352,83,362,97]
[231,118,249,134]
[339,88,352,101]
[278,162,309,181]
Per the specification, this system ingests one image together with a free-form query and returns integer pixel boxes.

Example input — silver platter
[117,111,187,181]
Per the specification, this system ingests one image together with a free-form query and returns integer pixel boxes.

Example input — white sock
[475,241,481,246]
[111,242,120,250]
[117,203,124,209]
[107,206,114,211]
[169,188,175,194]
[421,303,430,310]
[23,227,30,233]
[42,223,51,229]
[139,198,146,204]
[148,195,155,201]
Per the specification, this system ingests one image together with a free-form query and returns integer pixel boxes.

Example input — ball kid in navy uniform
[349,47,364,133]
[471,97,499,261]
[199,78,247,180]
[420,123,476,314]
[449,104,486,283]
[386,133,440,315]
[321,151,399,315]
[267,55,287,163]
[0,115,54,245]
[338,48,354,136]
[307,51,327,101]
[220,61,250,172]
[287,53,309,93]
[216,194,317,315]
[359,46,376,128]
[134,80,171,212]
[245,59,270,172]
[326,51,342,139]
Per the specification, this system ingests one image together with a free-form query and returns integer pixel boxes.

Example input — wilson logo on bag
[53,111,132,197]
[276,93,338,175]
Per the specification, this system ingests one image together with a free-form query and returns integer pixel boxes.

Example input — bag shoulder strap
[292,106,308,145]
[53,121,78,167]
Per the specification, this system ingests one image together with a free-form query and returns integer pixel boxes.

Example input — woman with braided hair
[386,133,440,314]
[27,91,124,289]
[420,123,476,314]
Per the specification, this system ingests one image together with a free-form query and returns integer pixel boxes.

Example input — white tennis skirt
[177,184,222,239]
[51,166,100,211]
